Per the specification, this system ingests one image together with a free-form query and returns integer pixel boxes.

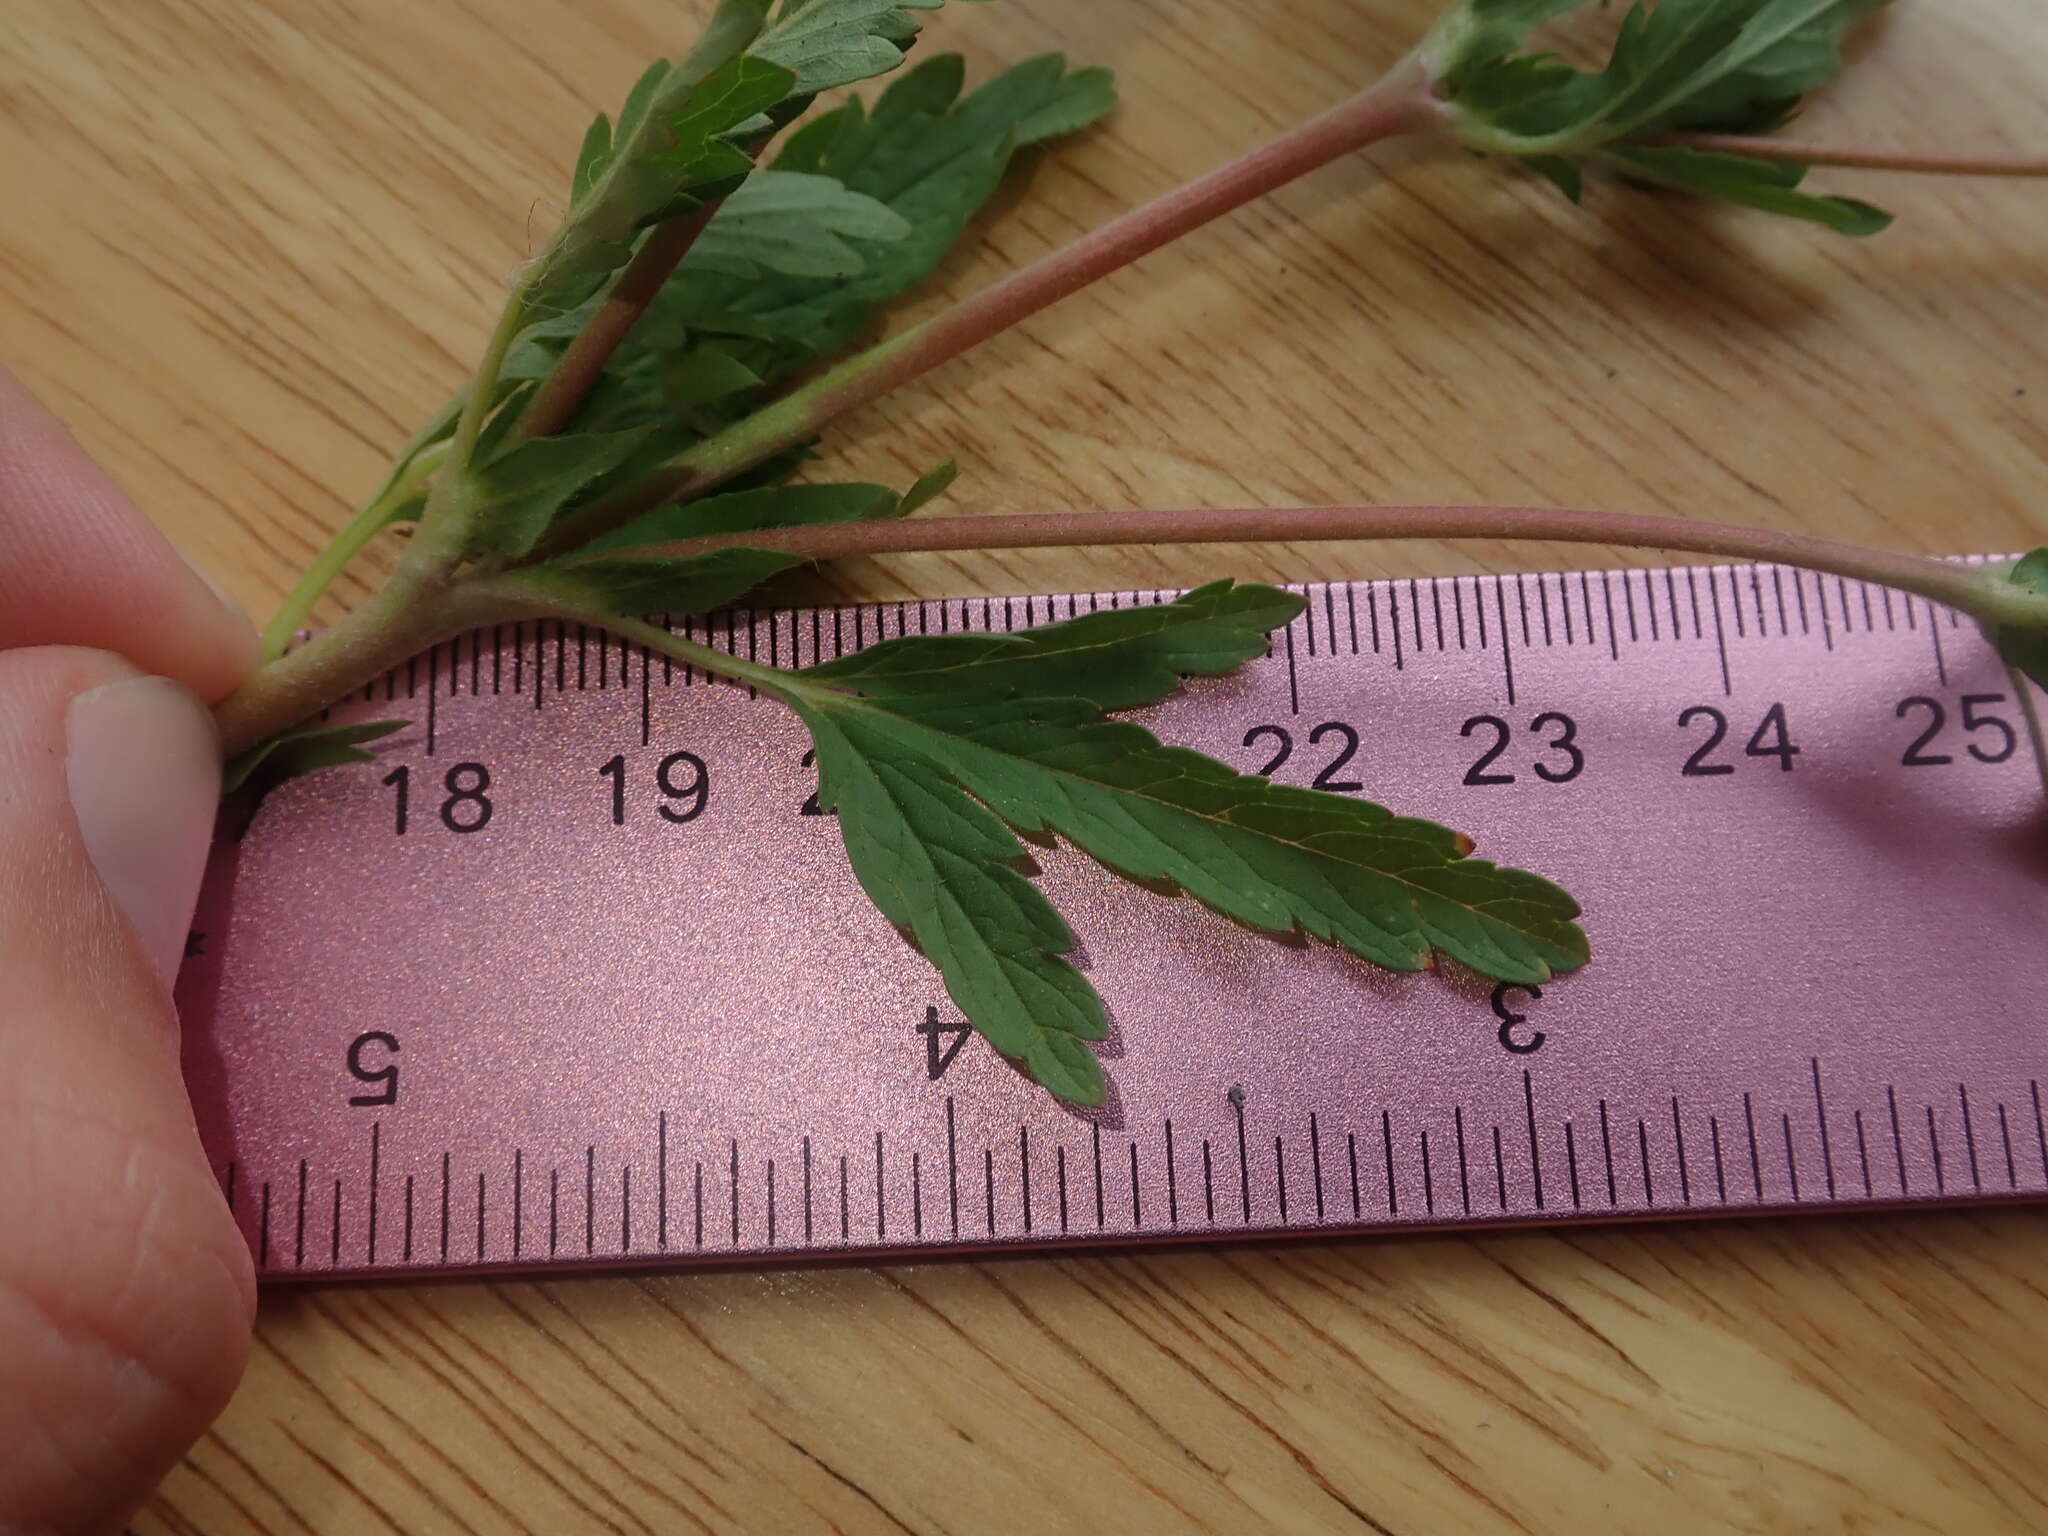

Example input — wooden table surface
[8,1,2048,1530]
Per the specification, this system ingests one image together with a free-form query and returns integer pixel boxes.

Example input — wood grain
[5,1,2048,1530]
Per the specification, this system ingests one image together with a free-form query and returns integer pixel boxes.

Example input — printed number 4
[918,1007,971,1080]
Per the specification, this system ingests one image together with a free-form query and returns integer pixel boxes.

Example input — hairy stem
[414,294,531,543]
[538,59,1438,554]
[587,502,2048,626]
[259,442,449,661]
[219,575,537,757]
[1646,133,2048,178]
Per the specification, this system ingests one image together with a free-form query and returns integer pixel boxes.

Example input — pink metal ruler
[176,557,2048,1280]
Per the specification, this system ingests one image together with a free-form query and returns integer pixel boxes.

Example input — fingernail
[67,677,221,989]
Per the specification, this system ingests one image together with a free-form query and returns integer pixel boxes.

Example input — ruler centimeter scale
[177,556,2048,1279]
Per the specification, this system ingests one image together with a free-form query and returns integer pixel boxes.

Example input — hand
[0,367,257,1532]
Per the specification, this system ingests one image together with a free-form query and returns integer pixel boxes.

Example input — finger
[0,367,255,702]
[0,646,254,1534]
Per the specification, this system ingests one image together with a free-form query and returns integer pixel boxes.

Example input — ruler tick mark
[911,1152,922,1237]
[945,1098,960,1238]
[1890,1085,1910,1193]
[1308,1113,1324,1221]
[1636,1120,1654,1205]
[401,1177,413,1263]
[1346,1132,1360,1218]
[1494,576,1516,706]
[2034,1082,2048,1184]
[587,1146,597,1255]
[2000,1103,2018,1189]
[1492,1125,1508,1211]
[874,1131,885,1240]
[1094,1121,1107,1228]
[1166,1121,1180,1227]
[1275,1137,1290,1222]
[658,1113,668,1250]
[839,1155,849,1241]
[1743,1094,1764,1201]
[726,1140,740,1246]
[1057,1145,1070,1233]
[1959,1085,1982,1193]
[623,1164,633,1252]
[1706,572,1732,696]
[1454,1106,1472,1215]
[1019,1128,1032,1234]
[1599,1101,1617,1206]
[1417,1131,1432,1216]
[802,1137,813,1244]
[1926,1105,1946,1194]
[1710,1116,1727,1204]
[1671,1098,1690,1206]
[1382,1111,1398,1215]
[1523,1071,1545,1209]
[1203,1140,1216,1225]
[1233,1094,1252,1223]
[984,1147,997,1236]
[368,1124,381,1263]
[1780,1115,1800,1202]
[512,1148,523,1259]
[1131,1143,1142,1227]
[332,1178,344,1266]
[1563,1122,1580,1209]
[1283,622,1301,715]
[694,1162,703,1250]
[1854,1110,1872,1198]
[1810,1059,1836,1198]
[552,1168,561,1257]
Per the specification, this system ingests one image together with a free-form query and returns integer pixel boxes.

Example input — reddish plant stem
[537,61,1438,554]
[1647,133,2048,178]
[512,204,728,442]
[590,502,2015,617]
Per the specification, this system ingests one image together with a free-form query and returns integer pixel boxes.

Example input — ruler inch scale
[176,555,2048,1280]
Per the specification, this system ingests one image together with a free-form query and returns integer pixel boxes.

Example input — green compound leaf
[682,169,913,279]
[775,582,1587,1103]
[1601,144,1892,235]
[223,717,408,801]
[753,0,980,94]
[577,468,949,554]
[1431,0,1893,230]
[466,427,661,559]
[518,53,1112,454]
[524,546,804,617]
[548,54,797,290]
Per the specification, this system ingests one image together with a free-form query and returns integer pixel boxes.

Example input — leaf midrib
[799,683,1578,959]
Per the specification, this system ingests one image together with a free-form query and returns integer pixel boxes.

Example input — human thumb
[0,646,254,1535]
